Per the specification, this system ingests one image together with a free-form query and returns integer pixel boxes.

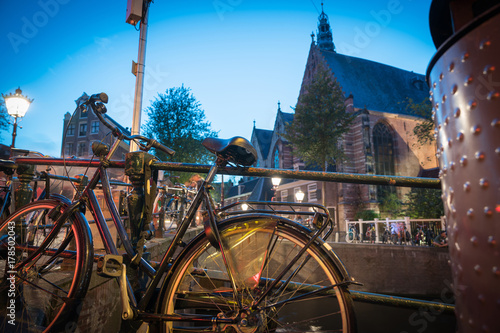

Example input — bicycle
[0,93,357,332]
[152,183,195,235]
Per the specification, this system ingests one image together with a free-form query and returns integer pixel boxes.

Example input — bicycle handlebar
[84,93,175,157]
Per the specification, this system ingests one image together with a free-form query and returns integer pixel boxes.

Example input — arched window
[273,148,279,169]
[373,123,395,199]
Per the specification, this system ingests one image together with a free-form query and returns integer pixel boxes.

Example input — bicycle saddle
[202,137,257,166]
[0,160,16,175]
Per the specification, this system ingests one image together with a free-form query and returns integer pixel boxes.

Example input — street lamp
[271,177,281,201]
[295,189,305,203]
[2,88,33,152]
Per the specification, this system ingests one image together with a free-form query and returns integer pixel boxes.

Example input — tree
[0,99,10,136]
[143,86,218,182]
[404,188,444,218]
[283,62,356,205]
[404,97,434,146]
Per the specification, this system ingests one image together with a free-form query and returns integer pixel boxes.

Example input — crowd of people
[347,223,448,247]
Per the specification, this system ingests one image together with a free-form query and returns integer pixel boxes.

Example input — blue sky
[1,0,435,157]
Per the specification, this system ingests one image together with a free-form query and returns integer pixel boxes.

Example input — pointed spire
[277,101,281,112]
[317,2,335,52]
[311,31,315,43]
[253,119,256,128]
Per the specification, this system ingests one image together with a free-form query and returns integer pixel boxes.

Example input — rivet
[484,207,493,217]
[451,204,456,216]
[449,187,454,200]
[439,73,444,81]
[449,62,455,72]
[475,151,485,161]
[463,181,471,192]
[468,99,477,110]
[480,40,491,50]
[447,139,452,148]
[460,156,468,166]
[465,76,474,86]
[487,236,496,245]
[451,85,458,95]
[440,145,444,152]
[442,95,447,103]
[471,125,482,135]
[444,117,450,126]
[435,102,439,110]
[469,318,474,327]
[483,65,495,75]
[462,52,470,62]
[493,266,500,277]
[442,166,448,175]
[496,147,500,155]
[457,131,464,141]
[470,235,478,245]
[467,209,474,218]
[432,114,436,121]
[479,178,489,188]
[492,118,500,127]
[433,82,437,88]
[487,91,499,100]
[449,161,455,170]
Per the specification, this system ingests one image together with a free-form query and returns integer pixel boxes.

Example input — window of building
[280,190,288,202]
[80,107,88,118]
[65,143,73,156]
[308,183,317,201]
[77,142,86,156]
[66,123,75,136]
[91,121,99,134]
[79,123,87,137]
[273,148,279,169]
[373,122,396,199]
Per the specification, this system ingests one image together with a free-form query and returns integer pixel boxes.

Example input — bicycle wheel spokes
[161,219,355,332]
[0,200,90,333]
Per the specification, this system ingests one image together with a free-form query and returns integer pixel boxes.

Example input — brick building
[61,93,130,159]
[227,6,437,230]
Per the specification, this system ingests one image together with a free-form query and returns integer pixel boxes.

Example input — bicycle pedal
[97,254,123,278]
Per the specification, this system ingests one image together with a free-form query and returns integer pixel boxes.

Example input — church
[225,6,438,229]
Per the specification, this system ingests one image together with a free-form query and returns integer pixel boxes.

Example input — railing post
[374,218,380,243]
[125,151,156,250]
[14,164,35,210]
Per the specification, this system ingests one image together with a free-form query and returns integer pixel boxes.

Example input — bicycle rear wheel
[0,199,93,332]
[159,216,356,332]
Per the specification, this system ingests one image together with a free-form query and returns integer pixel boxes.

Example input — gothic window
[273,148,279,169]
[373,123,396,199]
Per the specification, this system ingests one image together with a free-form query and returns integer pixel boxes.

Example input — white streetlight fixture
[241,203,249,211]
[295,190,305,203]
[2,88,33,151]
[271,177,281,188]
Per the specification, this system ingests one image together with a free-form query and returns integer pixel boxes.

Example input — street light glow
[2,88,33,118]
[295,190,305,203]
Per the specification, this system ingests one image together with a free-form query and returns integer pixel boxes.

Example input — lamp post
[295,189,305,203]
[271,177,281,201]
[2,88,33,153]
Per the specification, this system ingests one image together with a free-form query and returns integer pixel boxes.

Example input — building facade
[61,93,130,160]
[228,6,438,231]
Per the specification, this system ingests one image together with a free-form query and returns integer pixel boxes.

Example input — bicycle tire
[0,199,93,332]
[158,215,356,332]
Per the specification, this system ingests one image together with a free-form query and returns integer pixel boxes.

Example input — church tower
[317,3,335,52]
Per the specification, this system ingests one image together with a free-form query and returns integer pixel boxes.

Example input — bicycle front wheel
[0,199,93,332]
[159,216,356,332]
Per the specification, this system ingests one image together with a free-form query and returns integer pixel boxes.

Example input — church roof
[253,128,273,160]
[320,50,429,116]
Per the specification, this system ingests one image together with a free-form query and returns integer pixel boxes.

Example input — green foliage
[404,187,444,218]
[354,210,379,220]
[283,62,356,171]
[0,99,10,135]
[143,85,218,183]
[404,98,434,146]
[379,192,402,217]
